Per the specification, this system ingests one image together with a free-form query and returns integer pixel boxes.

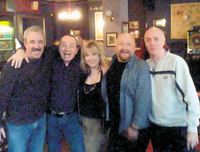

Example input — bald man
[145,27,200,151]
[101,33,152,152]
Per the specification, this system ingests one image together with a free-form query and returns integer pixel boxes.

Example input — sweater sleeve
[0,63,17,127]
[175,58,200,133]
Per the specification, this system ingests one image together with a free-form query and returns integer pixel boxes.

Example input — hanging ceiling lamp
[58,0,81,20]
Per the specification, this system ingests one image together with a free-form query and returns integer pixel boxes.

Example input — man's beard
[118,49,132,63]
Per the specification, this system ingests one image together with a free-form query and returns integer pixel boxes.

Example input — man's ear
[24,41,27,48]
[162,38,166,47]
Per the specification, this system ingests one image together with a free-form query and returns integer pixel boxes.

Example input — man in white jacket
[145,27,200,151]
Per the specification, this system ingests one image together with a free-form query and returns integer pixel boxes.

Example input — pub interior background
[0,0,200,68]
[0,0,200,151]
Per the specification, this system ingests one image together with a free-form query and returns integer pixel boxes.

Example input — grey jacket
[101,55,152,134]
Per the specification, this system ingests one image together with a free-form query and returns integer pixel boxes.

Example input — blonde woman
[77,40,109,152]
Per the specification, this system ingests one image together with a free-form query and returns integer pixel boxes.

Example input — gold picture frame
[129,21,139,29]
[106,32,117,47]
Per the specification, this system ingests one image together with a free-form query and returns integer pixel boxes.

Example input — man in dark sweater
[0,26,52,152]
[47,35,85,152]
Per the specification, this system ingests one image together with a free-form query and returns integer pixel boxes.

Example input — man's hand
[7,49,29,68]
[0,127,6,142]
[187,132,199,150]
[126,126,139,141]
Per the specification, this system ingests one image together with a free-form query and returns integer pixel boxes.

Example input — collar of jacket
[111,54,137,68]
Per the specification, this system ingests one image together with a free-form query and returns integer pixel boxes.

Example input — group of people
[0,25,199,152]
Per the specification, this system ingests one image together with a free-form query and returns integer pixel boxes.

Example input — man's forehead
[118,38,132,41]
[27,31,44,37]
[27,31,43,35]
[117,39,134,44]
[117,34,134,43]
[61,36,77,44]
[145,34,159,38]
[145,33,165,41]
[145,28,164,37]
[61,41,76,44]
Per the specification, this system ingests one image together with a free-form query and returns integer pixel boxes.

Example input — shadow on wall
[168,42,187,59]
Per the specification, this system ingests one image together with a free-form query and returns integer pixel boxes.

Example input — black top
[0,48,55,127]
[106,59,127,131]
[78,72,103,119]
[49,56,81,112]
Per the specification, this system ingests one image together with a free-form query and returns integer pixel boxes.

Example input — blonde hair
[81,40,109,74]
[23,25,45,43]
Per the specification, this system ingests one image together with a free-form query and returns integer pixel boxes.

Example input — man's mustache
[32,48,42,52]
[120,49,129,53]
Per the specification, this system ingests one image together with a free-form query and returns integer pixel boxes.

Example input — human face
[144,27,166,56]
[115,33,136,63]
[84,49,100,69]
[24,31,45,59]
[59,36,78,66]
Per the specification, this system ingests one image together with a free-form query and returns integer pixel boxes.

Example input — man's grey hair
[23,25,45,43]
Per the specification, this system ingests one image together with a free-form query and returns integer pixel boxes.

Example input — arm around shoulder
[7,48,29,68]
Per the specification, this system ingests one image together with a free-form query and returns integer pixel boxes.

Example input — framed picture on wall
[106,32,117,47]
[70,29,81,37]
[129,21,139,29]
[171,3,200,39]
[122,22,129,33]
[129,30,140,39]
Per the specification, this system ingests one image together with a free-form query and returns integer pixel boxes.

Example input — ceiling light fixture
[58,0,81,20]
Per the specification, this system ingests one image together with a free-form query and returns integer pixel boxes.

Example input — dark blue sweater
[0,49,54,127]
[49,56,81,112]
